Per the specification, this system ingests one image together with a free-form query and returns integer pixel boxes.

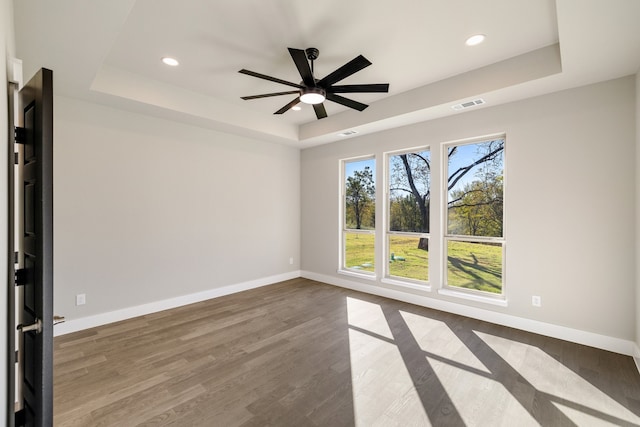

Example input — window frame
[383,146,431,289]
[339,155,377,279]
[440,135,507,302]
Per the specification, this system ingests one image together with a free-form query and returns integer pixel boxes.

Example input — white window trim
[441,135,507,302]
[382,277,432,292]
[339,155,377,277]
[383,147,431,288]
[437,288,508,306]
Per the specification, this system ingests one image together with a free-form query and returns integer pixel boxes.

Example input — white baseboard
[301,270,637,357]
[54,269,638,359]
[54,271,301,336]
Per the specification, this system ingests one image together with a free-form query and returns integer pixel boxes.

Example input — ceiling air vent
[452,98,486,111]
[338,130,359,137]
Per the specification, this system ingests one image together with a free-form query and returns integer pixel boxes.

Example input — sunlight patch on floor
[552,402,625,427]
[347,298,428,426]
[397,310,536,425]
[474,330,640,426]
[399,310,491,374]
[346,297,394,339]
[426,355,537,426]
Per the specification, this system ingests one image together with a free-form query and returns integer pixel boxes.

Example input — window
[444,137,505,296]
[386,149,430,284]
[341,157,376,275]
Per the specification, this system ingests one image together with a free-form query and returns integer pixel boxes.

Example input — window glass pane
[447,140,504,237]
[345,159,375,230]
[389,150,430,232]
[344,232,375,273]
[388,235,429,282]
[446,240,503,294]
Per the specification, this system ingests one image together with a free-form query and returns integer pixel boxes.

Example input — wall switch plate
[76,293,86,306]
[532,295,541,307]
[289,257,294,265]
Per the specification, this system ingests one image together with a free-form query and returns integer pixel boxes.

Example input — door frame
[7,80,18,427]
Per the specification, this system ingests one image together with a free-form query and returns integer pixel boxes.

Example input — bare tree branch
[447,141,503,191]
[408,152,430,170]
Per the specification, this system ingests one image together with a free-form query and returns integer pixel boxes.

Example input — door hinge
[14,126,26,144]
[15,350,19,363]
[14,251,19,264]
[14,152,19,165]
[14,268,27,286]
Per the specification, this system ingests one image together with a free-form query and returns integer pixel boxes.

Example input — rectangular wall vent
[452,98,486,111]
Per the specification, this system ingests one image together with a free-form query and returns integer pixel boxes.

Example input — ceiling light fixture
[299,87,326,105]
[291,105,302,111]
[161,57,179,66]
[465,34,486,46]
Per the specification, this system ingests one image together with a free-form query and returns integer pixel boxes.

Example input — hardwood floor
[53,278,640,426]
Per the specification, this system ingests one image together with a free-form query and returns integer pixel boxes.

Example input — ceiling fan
[239,47,389,120]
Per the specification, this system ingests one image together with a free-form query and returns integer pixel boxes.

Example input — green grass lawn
[447,240,502,293]
[388,235,429,281]
[344,233,375,273]
[344,233,429,281]
[345,234,503,293]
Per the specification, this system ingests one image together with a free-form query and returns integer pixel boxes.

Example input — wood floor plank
[54,278,640,426]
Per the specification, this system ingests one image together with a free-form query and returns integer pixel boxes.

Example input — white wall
[53,96,300,323]
[301,76,636,344]
[1,0,14,421]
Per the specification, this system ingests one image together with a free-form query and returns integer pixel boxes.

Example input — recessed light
[465,34,486,46]
[161,57,179,66]
[291,105,301,111]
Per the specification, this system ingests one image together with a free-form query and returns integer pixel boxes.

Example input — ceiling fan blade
[274,97,301,114]
[241,90,300,100]
[288,48,315,87]
[239,69,303,89]
[326,93,368,111]
[317,55,372,87]
[313,103,328,119]
[329,83,389,93]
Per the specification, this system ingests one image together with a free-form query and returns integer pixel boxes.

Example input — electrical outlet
[532,295,541,307]
[76,293,86,306]
[289,257,294,265]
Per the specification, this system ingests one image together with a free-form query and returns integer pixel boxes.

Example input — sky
[447,140,504,194]
[345,158,376,183]
[344,140,503,193]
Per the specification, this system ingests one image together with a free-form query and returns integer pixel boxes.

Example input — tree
[448,175,503,236]
[390,152,431,249]
[389,140,504,249]
[447,140,504,237]
[346,166,375,229]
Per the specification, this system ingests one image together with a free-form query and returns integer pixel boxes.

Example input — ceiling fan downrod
[305,47,319,77]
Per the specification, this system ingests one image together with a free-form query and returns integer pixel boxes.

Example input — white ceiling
[13,0,640,147]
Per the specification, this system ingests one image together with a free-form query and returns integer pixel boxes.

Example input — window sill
[338,269,377,281]
[381,277,431,293]
[438,288,508,307]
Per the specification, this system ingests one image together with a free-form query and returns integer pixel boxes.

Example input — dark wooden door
[13,68,54,427]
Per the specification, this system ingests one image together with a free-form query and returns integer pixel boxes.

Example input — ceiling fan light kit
[239,47,389,120]
[299,87,326,104]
